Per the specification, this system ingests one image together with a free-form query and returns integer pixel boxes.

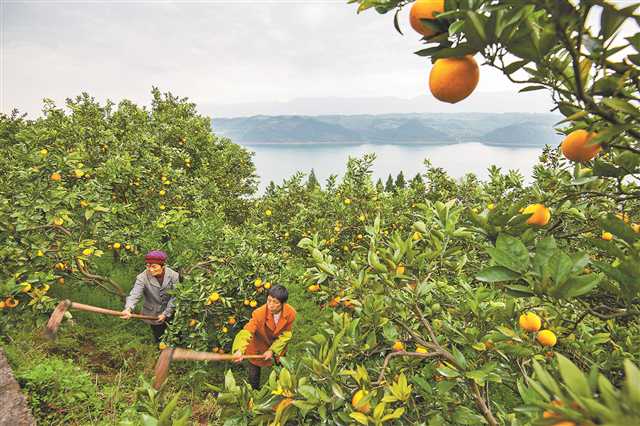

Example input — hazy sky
[2,0,637,117]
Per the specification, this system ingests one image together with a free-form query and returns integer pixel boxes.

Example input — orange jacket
[232,303,296,367]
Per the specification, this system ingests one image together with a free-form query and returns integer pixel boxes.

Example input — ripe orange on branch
[560,129,601,162]
[519,312,542,332]
[537,330,557,347]
[409,0,445,38]
[522,204,551,226]
[429,56,480,104]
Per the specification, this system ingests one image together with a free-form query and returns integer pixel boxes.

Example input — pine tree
[307,169,319,190]
[376,178,384,193]
[395,171,406,189]
[385,174,395,192]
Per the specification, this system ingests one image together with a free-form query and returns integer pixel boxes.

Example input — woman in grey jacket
[121,250,179,342]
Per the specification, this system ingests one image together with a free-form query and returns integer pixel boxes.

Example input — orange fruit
[228,316,237,325]
[57,277,65,285]
[416,346,428,354]
[328,296,341,308]
[632,223,640,233]
[209,292,220,302]
[519,312,542,332]
[429,56,480,104]
[522,204,551,226]
[50,172,61,181]
[409,0,445,38]
[392,341,405,351]
[307,284,320,292]
[561,130,601,162]
[537,330,557,347]
[396,265,405,275]
[351,389,371,414]
[550,422,575,426]
[249,300,257,308]
[158,342,167,350]
[189,319,198,327]
[601,231,613,241]
[5,298,19,308]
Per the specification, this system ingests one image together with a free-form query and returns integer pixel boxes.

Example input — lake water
[241,142,546,193]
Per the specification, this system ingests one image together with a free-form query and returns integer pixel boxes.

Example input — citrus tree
[0,88,256,321]
[209,1,640,424]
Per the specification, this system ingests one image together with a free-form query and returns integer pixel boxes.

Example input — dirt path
[0,348,35,426]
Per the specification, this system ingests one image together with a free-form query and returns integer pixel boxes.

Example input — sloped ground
[0,348,35,426]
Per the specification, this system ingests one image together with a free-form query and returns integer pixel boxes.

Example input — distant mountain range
[213,113,563,147]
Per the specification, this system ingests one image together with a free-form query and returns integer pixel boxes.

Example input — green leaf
[393,8,403,36]
[224,369,236,391]
[561,274,601,298]
[476,266,520,282]
[452,406,488,424]
[350,412,369,425]
[598,374,621,412]
[532,360,561,397]
[451,347,467,369]
[602,98,640,118]
[381,407,405,422]
[624,359,640,405]
[548,251,573,288]
[601,6,628,40]
[158,393,180,426]
[504,60,528,74]
[557,353,591,398]
[465,370,488,386]
[519,85,547,92]
[592,159,627,178]
[437,366,461,378]
[464,11,487,48]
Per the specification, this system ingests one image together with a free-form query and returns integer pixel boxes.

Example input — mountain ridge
[213,112,563,147]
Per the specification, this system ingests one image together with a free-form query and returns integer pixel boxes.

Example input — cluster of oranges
[409,0,480,104]
[519,312,557,347]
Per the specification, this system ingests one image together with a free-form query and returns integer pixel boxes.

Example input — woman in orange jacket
[232,285,296,389]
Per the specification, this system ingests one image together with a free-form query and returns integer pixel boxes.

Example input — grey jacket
[124,267,179,325]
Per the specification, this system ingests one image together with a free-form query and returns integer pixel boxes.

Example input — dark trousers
[150,323,167,343]
[247,363,261,389]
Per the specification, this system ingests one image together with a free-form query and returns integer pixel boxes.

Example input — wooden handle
[171,348,264,362]
[70,302,159,321]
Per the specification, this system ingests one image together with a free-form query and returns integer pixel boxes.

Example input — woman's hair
[268,284,288,303]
